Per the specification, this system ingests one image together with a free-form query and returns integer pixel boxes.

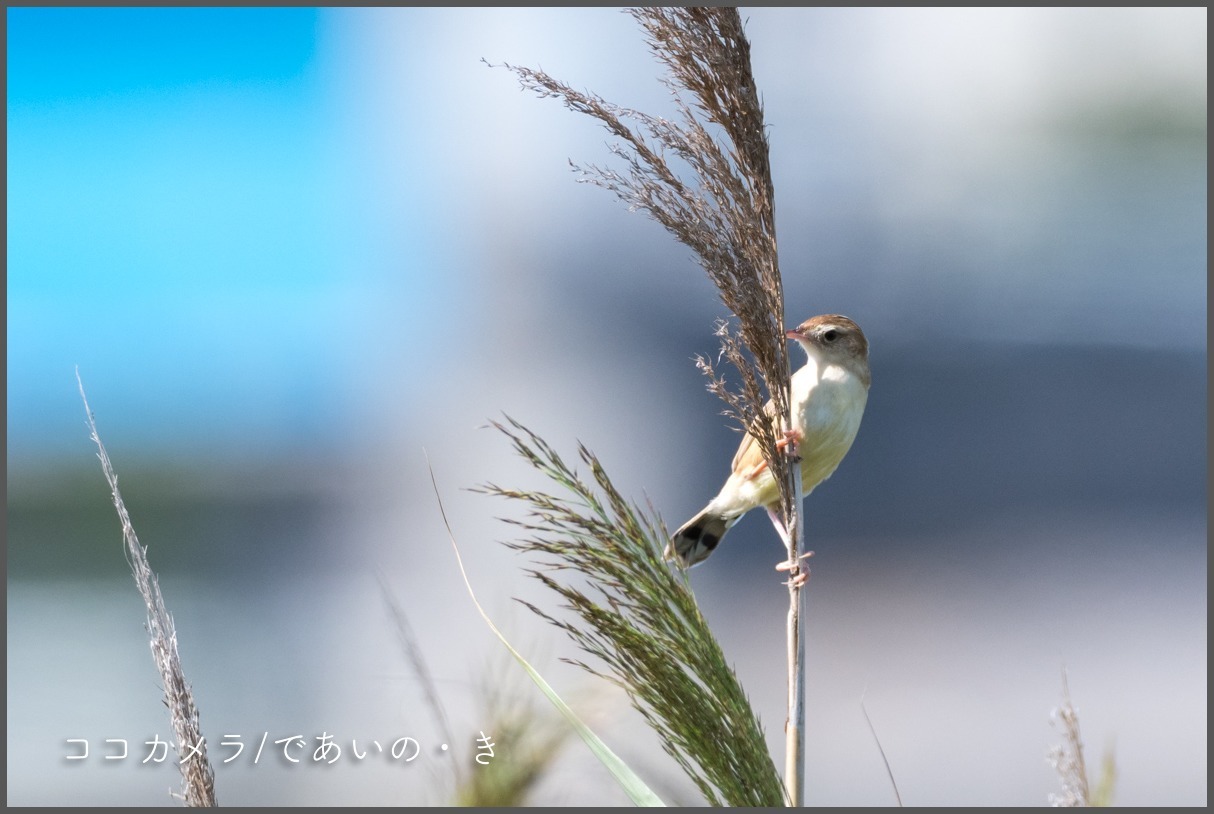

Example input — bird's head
[786,314,870,383]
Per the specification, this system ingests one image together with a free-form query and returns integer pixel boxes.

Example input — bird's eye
[822,329,839,342]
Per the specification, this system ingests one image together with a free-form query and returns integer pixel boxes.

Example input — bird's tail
[665,507,735,567]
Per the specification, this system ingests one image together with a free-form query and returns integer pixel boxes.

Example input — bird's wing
[730,399,777,479]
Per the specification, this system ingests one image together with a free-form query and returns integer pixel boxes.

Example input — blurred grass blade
[427,456,665,808]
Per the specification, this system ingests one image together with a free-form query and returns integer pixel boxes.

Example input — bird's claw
[775,428,803,451]
[776,551,812,587]
[774,551,814,571]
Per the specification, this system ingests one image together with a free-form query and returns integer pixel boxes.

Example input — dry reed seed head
[500,9,789,454]
[78,375,217,806]
[1047,699,1091,807]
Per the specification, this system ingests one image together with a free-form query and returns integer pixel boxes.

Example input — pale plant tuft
[77,370,217,807]
[1047,670,1116,807]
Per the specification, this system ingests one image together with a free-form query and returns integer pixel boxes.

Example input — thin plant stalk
[376,569,463,790]
[785,462,805,805]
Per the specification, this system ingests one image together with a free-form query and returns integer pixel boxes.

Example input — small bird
[666,314,871,567]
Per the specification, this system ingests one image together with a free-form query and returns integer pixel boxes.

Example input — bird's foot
[777,551,813,588]
[739,460,769,480]
[774,551,814,571]
[775,428,804,451]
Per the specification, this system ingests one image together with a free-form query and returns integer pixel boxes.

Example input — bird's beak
[785,328,804,341]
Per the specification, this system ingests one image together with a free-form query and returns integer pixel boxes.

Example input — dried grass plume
[495,8,795,512]
[77,370,217,807]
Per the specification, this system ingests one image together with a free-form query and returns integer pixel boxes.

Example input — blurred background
[7,7,1206,806]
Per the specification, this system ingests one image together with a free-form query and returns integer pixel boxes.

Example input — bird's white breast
[790,353,868,491]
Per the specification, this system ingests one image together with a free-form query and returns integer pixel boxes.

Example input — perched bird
[666,314,871,567]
